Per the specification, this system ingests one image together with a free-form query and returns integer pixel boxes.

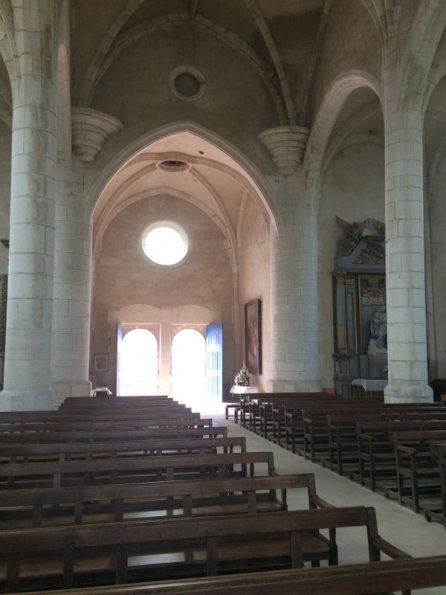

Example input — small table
[226,386,258,420]
[352,378,387,397]
[229,385,259,396]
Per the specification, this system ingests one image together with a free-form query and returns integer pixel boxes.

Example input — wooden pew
[58,395,171,408]
[0,506,409,592]
[0,472,331,529]
[29,555,446,595]
[239,393,330,434]
[0,451,276,489]
[357,420,446,492]
[303,405,446,465]
[327,411,446,478]
[392,429,446,514]
[0,417,214,436]
[0,436,247,465]
[0,425,228,445]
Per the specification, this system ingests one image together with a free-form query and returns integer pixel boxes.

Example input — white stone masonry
[270,173,321,392]
[383,106,433,402]
[1,1,57,410]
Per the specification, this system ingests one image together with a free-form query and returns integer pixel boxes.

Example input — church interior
[0,0,446,593]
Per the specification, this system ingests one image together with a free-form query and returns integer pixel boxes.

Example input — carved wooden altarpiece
[333,217,387,396]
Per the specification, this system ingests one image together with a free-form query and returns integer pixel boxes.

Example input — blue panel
[206,324,223,398]
[116,323,123,396]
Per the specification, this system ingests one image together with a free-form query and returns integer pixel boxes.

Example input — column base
[52,381,93,407]
[0,390,55,411]
[270,379,322,393]
[384,380,433,403]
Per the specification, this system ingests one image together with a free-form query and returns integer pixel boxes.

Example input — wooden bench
[0,450,276,489]
[0,472,331,529]
[239,393,330,434]
[0,425,228,445]
[0,506,409,592]
[392,429,446,514]
[327,411,446,478]
[357,420,446,492]
[58,395,171,407]
[0,416,214,435]
[31,555,446,595]
[0,436,247,465]
[303,405,446,465]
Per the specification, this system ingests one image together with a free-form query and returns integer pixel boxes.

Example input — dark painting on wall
[245,299,262,375]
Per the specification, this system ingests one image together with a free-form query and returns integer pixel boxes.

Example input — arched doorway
[118,329,158,396]
[171,329,206,408]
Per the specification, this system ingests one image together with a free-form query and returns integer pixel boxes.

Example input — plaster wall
[238,198,271,391]
[319,142,384,389]
[91,194,235,395]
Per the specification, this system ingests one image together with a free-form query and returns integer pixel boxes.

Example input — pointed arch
[87,120,279,234]
[303,70,382,175]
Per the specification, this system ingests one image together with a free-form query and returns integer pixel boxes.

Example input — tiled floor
[204,401,446,595]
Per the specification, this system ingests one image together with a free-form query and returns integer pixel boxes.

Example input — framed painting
[245,299,262,375]
[94,354,108,372]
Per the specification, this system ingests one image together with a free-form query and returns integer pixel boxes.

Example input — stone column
[383,102,433,402]
[259,126,320,392]
[50,0,92,405]
[0,1,57,411]
[269,173,321,391]
[51,161,92,405]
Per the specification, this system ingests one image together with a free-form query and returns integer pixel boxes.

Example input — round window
[141,222,189,266]
[169,66,206,101]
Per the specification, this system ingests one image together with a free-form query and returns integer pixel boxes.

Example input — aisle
[206,404,446,595]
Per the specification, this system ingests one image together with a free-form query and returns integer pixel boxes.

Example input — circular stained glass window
[142,221,189,266]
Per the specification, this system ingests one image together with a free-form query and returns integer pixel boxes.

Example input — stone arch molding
[88,121,279,232]
[303,70,383,176]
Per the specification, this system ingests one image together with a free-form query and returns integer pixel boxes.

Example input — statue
[367,306,387,355]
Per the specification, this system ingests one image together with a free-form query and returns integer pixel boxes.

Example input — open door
[116,323,123,396]
[206,324,223,400]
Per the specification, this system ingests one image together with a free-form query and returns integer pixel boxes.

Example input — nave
[1,394,446,594]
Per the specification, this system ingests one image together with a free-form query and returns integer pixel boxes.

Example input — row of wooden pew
[234,392,446,525]
[0,393,445,594]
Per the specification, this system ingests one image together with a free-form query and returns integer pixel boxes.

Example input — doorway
[171,329,206,409]
[117,328,158,396]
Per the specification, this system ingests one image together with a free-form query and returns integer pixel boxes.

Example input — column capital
[258,125,309,176]
[72,108,123,163]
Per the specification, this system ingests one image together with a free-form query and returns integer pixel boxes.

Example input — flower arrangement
[234,367,250,386]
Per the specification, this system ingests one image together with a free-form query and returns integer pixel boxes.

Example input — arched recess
[424,72,446,381]
[304,70,382,176]
[88,121,278,229]
[89,123,277,401]
[308,73,385,393]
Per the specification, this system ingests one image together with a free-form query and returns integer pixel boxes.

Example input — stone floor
[201,400,446,595]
